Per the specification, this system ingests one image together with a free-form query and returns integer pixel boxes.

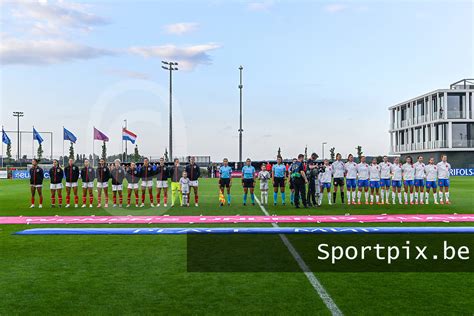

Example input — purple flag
[93,127,109,142]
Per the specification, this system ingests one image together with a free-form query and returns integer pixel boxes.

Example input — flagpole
[32,126,34,160]
[92,127,95,168]
[121,126,124,163]
[62,126,65,166]
[1,126,4,169]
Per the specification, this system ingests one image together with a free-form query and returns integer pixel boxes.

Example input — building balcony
[452,140,474,148]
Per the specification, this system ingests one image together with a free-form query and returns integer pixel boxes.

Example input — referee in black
[289,154,308,208]
[306,152,319,207]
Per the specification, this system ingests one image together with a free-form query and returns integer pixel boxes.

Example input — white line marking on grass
[255,197,343,316]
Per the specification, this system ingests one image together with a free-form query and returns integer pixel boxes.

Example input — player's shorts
[97,182,108,188]
[273,177,285,188]
[141,180,153,188]
[391,180,402,188]
[414,179,425,187]
[358,179,369,188]
[322,182,331,189]
[50,183,63,190]
[404,180,414,186]
[189,180,198,187]
[219,178,231,188]
[426,181,437,189]
[346,179,357,189]
[30,184,43,188]
[380,178,391,187]
[65,182,78,188]
[438,179,450,187]
[242,178,254,188]
[112,184,123,191]
[333,177,344,187]
[369,180,380,189]
[181,189,190,194]
[82,182,94,189]
[157,180,168,188]
[127,183,139,189]
[260,182,269,190]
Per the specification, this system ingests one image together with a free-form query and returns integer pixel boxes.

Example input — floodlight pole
[238,66,243,167]
[322,142,327,160]
[162,61,178,161]
[13,111,24,161]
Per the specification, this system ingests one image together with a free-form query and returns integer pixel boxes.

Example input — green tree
[329,147,336,161]
[277,147,281,158]
[133,145,140,162]
[6,143,12,161]
[101,141,107,161]
[376,156,383,163]
[356,145,363,162]
[37,143,43,160]
[69,142,75,160]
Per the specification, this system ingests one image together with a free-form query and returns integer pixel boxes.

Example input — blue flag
[63,127,77,143]
[2,128,11,145]
[33,127,44,144]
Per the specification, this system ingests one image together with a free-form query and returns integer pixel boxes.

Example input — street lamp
[162,61,178,161]
[238,65,243,167]
[13,111,24,161]
[321,142,327,160]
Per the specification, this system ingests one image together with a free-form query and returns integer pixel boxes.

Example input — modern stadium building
[389,79,474,168]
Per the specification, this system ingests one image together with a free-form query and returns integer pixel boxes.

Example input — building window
[432,96,437,113]
[447,93,465,119]
[452,123,474,148]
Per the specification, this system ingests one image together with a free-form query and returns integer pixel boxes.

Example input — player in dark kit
[111,159,125,207]
[126,162,140,207]
[306,153,322,207]
[186,157,201,207]
[64,158,80,208]
[49,159,64,208]
[139,158,155,207]
[289,154,308,208]
[29,158,44,208]
[96,158,111,207]
[80,159,95,208]
[155,157,169,207]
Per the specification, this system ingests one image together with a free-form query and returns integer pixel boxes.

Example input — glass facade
[452,123,474,148]
[447,93,465,119]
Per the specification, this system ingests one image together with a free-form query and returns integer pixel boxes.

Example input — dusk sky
[1,0,472,161]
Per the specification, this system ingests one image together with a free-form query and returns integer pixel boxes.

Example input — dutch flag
[122,128,137,144]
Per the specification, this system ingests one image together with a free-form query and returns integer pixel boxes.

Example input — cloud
[247,0,274,12]
[163,22,199,35]
[105,68,152,80]
[0,38,114,65]
[324,4,349,13]
[8,0,109,36]
[129,43,221,71]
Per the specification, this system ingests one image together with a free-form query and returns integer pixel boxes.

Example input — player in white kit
[424,157,439,204]
[402,156,415,204]
[413,156,426,204]
[319,159,333,205]
[258,163,271,205]
[356,156,370,204]
[344,154,358,205]
[179,171,190,207]
[332,153,346,204]
[437,155,451,204]
[379,156,392,204]
[390,157,403,204]
[368,158,381,205]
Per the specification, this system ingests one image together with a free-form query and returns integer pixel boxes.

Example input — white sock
[376,195,380,203]
[364,191,369,202]
[410,193,414,203]
[347,191,351,202]
[392,191,396,203]
[352,191,356,202]
[327,192,331,203]
[398,192,402,203]
[434,192,438,202]
[445,192,450,201]
[357,191,362,202]
[381,189,385,202]
[404,192,408,203]
[414,192,418,202]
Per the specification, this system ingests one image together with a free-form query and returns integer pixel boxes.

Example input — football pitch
[1,178,473,315]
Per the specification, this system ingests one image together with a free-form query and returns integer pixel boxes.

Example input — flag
[2,128,11,145]
[63,127,77,143]
[33,127,44,144]
[93,127,109,142]
[122,128,137,144]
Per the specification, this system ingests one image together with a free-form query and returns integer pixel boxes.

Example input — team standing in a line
[28,153,452,209]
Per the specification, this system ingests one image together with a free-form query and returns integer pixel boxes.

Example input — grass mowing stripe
[254,196,343,316]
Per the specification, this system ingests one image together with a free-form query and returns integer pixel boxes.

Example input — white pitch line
[255,197,343,316]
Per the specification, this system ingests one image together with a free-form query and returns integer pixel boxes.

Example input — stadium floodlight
[238,66,243,167]
[13,111,24,161]
[162,61,179,161]
[322,142,327,160]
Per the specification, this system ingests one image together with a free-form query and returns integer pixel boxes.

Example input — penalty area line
[254,197,343,316]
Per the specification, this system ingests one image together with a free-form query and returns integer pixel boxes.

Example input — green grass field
[1,178,473,315]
